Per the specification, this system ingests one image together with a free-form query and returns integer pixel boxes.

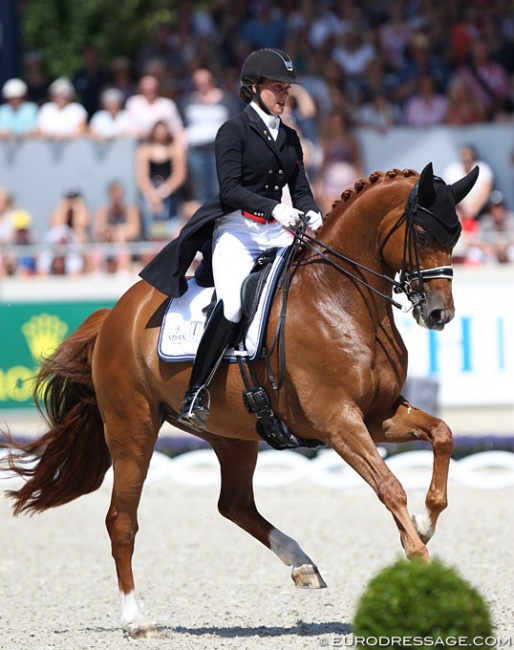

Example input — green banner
[0,301,113,408]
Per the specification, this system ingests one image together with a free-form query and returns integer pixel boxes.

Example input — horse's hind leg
[210,437,327,589]
[376,400,453,544]
[103,410,160,638]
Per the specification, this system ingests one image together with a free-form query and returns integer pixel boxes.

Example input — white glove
[306,209,323,232]
[272,203,303,228]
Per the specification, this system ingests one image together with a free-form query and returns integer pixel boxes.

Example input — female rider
[140,48,323,426]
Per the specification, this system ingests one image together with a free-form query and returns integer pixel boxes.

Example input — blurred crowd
[1,0,514,277]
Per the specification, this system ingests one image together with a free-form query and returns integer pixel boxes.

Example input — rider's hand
[272,203,303,228]
[305,210,323,232]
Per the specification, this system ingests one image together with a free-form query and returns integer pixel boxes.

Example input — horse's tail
[2,308,112,516]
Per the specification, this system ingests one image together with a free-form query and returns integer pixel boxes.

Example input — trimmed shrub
[353,557,492,649]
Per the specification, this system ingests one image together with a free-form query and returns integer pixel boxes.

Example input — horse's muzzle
[413,301,454,330]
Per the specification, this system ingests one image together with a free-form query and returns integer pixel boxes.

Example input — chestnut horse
[2,164,478,637]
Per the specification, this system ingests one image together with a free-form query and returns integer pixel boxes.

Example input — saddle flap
[240,247,280,328]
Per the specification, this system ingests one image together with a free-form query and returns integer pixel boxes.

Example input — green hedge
[353,558,492,649]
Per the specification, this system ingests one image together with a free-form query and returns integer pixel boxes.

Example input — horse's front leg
[210,436,327,589]
[372,399,453,544]
[324,410,430,561]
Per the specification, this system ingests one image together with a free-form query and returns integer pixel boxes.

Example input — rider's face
[256,79,291,116]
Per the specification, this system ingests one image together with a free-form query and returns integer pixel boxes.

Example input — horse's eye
[415,230,431,246]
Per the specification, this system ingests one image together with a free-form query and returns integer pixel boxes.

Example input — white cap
[489,190,505,206]
[2,78,28,99]
[48,77,75,98]
[100,87,124,106]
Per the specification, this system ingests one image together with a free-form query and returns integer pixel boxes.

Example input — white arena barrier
[1,448,514,492]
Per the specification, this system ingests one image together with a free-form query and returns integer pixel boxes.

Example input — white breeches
[212,211,294,322]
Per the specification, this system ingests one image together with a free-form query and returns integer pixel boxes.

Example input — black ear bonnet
[405,163,479,247]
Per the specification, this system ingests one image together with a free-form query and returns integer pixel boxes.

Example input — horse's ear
[450,166,479,204]
[417,162,436,206]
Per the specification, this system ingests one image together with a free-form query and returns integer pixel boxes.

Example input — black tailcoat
[139,104,319,297]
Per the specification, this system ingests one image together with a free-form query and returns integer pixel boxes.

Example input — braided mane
[326,168,420,219]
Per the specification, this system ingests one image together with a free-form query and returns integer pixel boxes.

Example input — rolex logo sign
[0,311,70,404]
[22,313,68,363]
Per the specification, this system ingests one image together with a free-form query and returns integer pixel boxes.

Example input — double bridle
[289,185,454,312]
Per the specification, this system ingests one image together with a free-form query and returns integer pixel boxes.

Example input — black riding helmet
[240,48,297,84]
[240,48,298,113]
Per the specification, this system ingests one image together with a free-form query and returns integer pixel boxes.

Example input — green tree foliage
[21,0,179,77]
[353,557,493,649]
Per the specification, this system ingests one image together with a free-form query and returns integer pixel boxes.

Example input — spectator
[352,89,401,132]
[125,74,184,140]
[444,76,487,125]
[390,32,450,105]
[136,22,184,79]
[449,6,479,68]
[467,191,514,264]
[314,59,348,118]
[444,144,494,229]
[89,88,132,139]
[240,2,288,49]
[180,68,238,203]
[0,188,15,246]
[332,29,376,103]
[140,57,178,100]
[49,187,91,244]
[0,78,38,138]
[355,55,397,112]
[457,38,511,120]
[403,73,449,127]
[93,180,141,273]
[36,77,88,139]
[313,109,363,215]
[136,119,187,240]
[284,82,318,144]
[2,209,37,277]
[73,44,109,118]
[23,50,51,105]
[37,224,84,276]
[280,86,321,178]
[108,57,136,104]
[378,0,413,72]
[306,3,344,50]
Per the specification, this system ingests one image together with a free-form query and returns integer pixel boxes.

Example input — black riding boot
[179,301,236,427]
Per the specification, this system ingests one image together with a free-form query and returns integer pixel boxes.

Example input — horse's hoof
[411,513,434,544]
[124,623,160,639]
[291,563,328,589]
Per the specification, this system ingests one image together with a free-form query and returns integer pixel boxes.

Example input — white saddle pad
[158,247,288,362]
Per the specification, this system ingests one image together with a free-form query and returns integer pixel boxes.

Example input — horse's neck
[320,204,392,291]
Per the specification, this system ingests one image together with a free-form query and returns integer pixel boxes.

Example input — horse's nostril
[430,309,446,324]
